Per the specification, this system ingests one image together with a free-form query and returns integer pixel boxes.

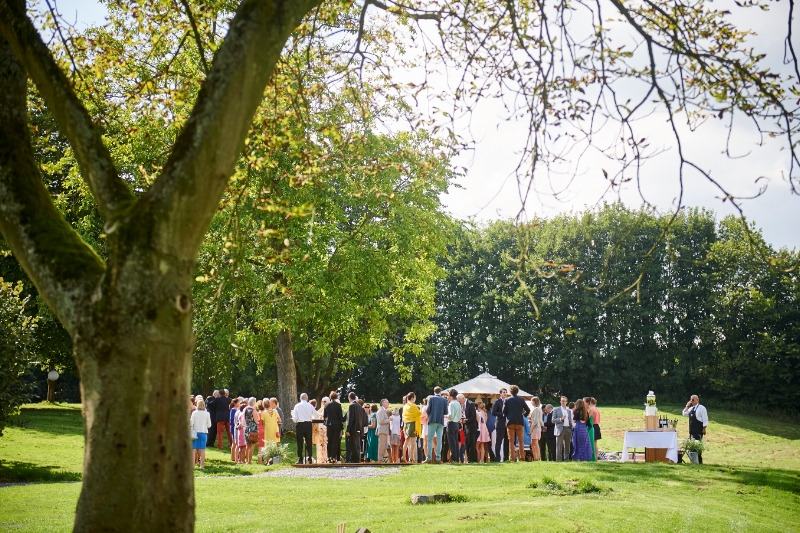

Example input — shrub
[681,438,706,453]
[260,442,292,463]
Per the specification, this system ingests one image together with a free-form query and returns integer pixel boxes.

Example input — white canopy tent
[445,372,534,400]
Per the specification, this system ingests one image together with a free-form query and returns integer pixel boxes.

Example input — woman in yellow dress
[262,398,282,444]
[402,392,422,463]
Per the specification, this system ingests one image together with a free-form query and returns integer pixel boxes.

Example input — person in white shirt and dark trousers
[682,395,708,464]
[552,396,574,461]
[292,393,319,464]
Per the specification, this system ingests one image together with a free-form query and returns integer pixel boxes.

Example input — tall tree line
[349,205,799,412]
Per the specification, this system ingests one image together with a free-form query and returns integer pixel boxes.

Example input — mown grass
[1,403,799,532]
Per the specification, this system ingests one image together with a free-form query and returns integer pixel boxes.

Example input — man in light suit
[552,396,574,461]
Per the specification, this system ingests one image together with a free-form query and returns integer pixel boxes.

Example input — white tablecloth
[621,431,678,463]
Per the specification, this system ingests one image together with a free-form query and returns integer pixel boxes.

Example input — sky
[38,0,800,250]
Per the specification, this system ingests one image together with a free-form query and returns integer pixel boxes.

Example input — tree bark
[73,250,195,532]
[275,329,297,432]
[47,365,55,402]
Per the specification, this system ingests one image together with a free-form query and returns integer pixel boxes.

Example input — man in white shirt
[292,393,318,464]
[552,396,574,461]
[682,395,708,464]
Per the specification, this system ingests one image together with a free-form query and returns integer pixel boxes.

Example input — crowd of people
[187,385,606,466]
[189,387,713,467]
[293,385,603,465]
[189,389,288,468]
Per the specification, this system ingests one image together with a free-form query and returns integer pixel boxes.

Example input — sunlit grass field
[1,403,799,532]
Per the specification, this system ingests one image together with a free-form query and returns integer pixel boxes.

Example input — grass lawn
[1,403,799,532]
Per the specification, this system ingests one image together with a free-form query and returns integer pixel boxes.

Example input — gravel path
[256,467,400,480]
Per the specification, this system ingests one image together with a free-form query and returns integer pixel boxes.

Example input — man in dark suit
[460,395,478,463]
[491,388,509,462]
[213,390,232,449]
[345,392,363,463]
[323,391,345,463]
[502,385,530,462]
[206,392,217,447]
[540,404,556,461]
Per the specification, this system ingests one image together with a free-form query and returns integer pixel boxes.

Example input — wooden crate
[645,447,669,463]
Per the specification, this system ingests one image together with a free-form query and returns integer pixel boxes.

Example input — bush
[0,279,38,437]
[260,442,292,463]
[681,438,706,453]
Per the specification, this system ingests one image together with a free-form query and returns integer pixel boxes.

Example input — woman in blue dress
[570,399,593,461]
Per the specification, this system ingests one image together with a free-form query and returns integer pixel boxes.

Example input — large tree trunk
[72,237,196,531]
[275,328,297,432]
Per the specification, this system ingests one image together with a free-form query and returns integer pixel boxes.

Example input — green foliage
[419,205,799,410]
[682,438,707,453]
[0,279,38,436]
[259,442,292,463]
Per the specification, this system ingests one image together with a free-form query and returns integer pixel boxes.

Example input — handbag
[191,428,198,440]
[247,432,258,444]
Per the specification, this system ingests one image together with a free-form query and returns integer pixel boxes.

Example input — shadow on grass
[17,407,84,437]
[0,460,81,484]
[588,462,800,494]
[195,459,258,477]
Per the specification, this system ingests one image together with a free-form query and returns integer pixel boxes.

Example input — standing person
[360,401,370,462]
[402,393,421,463]
[262,398,282,445]
[365,404,379,462]
[570,399,593,461]
[419,398,429,462]
[460,395,478,463]
[543,404,557,461]
[424,386,447,463]
[476,402,491,463]
[553,396,574,461]
[228,398,240,462]
[389,407,402,463]
[589,398,602,460]
[345,392,363,463]
[274,399,285,440]
[485,402,496,462]
[502,385,531,462]
[377,399,391,463]
[244,398,259,464]
[316,397,329,464]
[583,397,596,462]
[236,401,247,463]
[292,393,317,464]
[529,397,543,461]
[215,390,232,450]
[682,395,709,464]
[492,388,509,462]
[256,400,265,452]
[323,392,344,463]
[206,391,218,448]
[446,389,462,464]
[191,399,212,468]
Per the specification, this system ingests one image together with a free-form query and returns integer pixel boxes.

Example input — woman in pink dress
[236,404,247,463]
[476,402,491,463]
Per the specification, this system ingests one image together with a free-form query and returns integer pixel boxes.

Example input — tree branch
[179,0,210,75]
[0,0,135,219]
[0,23,104,335]
[140,0,322,261]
